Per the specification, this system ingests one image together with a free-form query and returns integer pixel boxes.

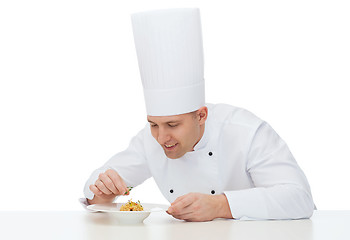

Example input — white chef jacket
[83,103,314,220]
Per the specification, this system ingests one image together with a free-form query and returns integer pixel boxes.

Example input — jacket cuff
[78,198,98,212]
[223,188,269,220]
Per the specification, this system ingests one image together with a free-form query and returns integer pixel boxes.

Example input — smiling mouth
[164,143,178,150]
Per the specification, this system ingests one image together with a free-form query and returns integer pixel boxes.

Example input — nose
[157,127,171,145]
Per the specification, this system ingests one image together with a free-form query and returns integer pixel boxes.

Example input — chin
[165,151,185,159]
[165,153,178,159]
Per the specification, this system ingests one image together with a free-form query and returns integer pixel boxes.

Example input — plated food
[120,200,144,211]
[87,202,169,224]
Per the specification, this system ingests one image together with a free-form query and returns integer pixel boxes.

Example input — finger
[171,194,187,205]
[171,211,194,221]
[95,179,113,195]
[169,195,194,213]
[99,173,118,195]
[106,169,127,193]
[171,192,196,206]
[106,170,128,195]
[89,184,103,196]
[169,203,194,216]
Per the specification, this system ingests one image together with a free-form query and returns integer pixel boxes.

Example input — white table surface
[0,210,349,240]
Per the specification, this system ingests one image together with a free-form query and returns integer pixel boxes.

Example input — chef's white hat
[131,8,205,116]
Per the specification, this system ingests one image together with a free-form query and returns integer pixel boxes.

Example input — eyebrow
[147,119,181,124]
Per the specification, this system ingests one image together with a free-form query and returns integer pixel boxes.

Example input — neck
[192,124,205,151]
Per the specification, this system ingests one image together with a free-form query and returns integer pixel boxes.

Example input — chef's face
[147,106,208,159]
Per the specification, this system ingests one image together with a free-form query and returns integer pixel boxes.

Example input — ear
[196,106,208,125]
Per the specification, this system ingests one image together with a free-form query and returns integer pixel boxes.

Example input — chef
[82,8,315,221]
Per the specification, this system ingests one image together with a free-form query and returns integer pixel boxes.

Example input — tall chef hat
[131,8,205,116]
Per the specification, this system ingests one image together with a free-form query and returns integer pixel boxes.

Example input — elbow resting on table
[294,186,314,219]
[272,184,315,220]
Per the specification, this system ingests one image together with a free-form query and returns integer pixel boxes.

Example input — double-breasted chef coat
[83,103,315,220]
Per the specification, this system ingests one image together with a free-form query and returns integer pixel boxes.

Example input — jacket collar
[192,107,211,152]
[192,123,210,151]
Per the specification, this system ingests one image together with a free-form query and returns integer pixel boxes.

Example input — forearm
[224,185,314,220]
[214,194,233,219]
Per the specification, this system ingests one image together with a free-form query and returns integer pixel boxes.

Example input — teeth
[165,143,176,148]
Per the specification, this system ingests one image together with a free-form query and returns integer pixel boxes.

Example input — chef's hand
[87,169,129,205]
[166,193,233,222]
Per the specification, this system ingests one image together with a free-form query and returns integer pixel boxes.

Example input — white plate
[87,203,169,224]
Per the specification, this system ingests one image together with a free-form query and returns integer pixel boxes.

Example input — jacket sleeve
[83,127,152,200]
[224,122,315,220]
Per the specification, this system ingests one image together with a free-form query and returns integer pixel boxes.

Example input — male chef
[82,8,315,221]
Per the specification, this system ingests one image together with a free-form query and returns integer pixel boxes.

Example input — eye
[150,124,158,128]
[168,124,178,128]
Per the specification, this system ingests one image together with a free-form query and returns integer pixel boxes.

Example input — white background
[0,0,349,211]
